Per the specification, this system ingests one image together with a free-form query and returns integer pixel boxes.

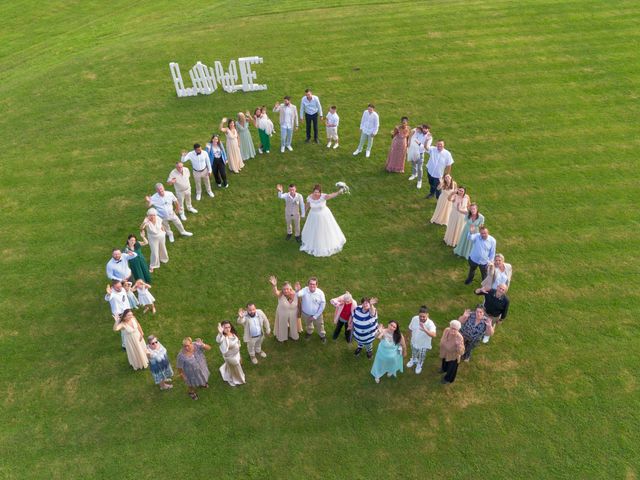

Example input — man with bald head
[167,161,198,221]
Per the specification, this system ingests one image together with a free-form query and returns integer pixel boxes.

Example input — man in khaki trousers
[297,277,327,343]
[237,303,271,364]
[276,183,305,243]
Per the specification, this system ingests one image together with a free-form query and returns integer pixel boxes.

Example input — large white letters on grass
[170,56,267,97]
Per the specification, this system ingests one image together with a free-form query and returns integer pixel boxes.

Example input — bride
[300,183,346,257]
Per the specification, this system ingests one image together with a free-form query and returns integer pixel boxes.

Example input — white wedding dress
[300,194,346,257]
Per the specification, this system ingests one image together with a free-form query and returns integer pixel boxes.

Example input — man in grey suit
[276,183,306,243]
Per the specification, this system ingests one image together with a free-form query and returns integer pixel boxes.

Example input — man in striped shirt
[350,297,379,358]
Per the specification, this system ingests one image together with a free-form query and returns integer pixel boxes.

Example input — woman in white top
[476,254,513,294]
[299,183,346,257]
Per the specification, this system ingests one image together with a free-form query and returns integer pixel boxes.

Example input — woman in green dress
[236,111,256,161]
[124,234,152,284]
[453,203,485,259]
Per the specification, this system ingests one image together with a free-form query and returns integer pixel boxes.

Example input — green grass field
[1,0,639,478]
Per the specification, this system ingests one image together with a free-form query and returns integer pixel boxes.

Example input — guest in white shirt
[105,280,131,349]
[300,89,323,143]
[167,162,198,221]
[325,105,340,149]
[237,303,271,364]
[407,124,433,189]
[106,248,137,282]
[273,96,299,153]
[145,183,192,243]
[181,143,214,201]
[426,140,454,199]
[296,277,327,343]
[406,306,437,374]
[353,104,379,158]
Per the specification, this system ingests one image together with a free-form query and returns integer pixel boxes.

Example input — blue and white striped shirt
[351,306,378,344]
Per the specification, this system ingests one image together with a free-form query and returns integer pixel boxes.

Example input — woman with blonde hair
[439,320,465,384]
[430,174,457,225]
[476,253,513,294]
[146,335,174,390]
[443,186,470,247]
[453,203,485,258]
[237,111,256,161]
[269,276,302,342]
[176,337,211,400]
[329,291,357,343]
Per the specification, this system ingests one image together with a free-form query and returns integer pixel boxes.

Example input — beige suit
[278,191,305,236]
[237,309,271,357]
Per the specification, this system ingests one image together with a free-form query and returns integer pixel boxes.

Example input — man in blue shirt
[300,89,323,143]
[464,225,496,285]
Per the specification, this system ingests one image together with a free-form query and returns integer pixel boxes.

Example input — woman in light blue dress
[453,203,485,259]
[236,112,256,161]
[146,335,174,390]
[371,321,407,383]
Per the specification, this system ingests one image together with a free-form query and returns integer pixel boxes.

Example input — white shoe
[251,357,258,365]
[280,146,285,153]
[408,175,416,181]
[406,359,415,368]
[167,232,175,243]
[179,212,187,221]
[207,191,215,198]
[196,193,201,201]
[482,335,491,344]
[286,146,293,152]
[415,365,422,374]
[333,143,339,149]
[259,351,267,358]
[181,231,193,237]
[417,181,422,189]
[365,150,371,158]
[375,377,380,384]
[188,207,198,213]
[353,149,361,156]
[327,142,332,148]
[258,148,263,154]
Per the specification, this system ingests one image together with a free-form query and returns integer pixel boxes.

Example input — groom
[277,183,305,243]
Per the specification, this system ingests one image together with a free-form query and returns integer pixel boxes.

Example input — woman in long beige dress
[443,186,470,247]
[219,117,245,173]
[269,276,301,342]
[113,309,149,370]
[140,208,168,272]
[216,321,246,387]
[430,175,457,225]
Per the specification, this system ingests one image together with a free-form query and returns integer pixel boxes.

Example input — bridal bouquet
[335,181,351,195]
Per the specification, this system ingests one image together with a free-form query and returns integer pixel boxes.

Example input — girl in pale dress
[300,183,347,257]
[443,186,470,247]
[134,279,156,314]
[269,276,302,341]
[216,321,246,387]
[370,320,406,383]
[140,208,168,272]
[219,118,245,173]
[113,309,149,370]
[453,203,485,258]
[385,117,410,173]
[236,111,256,161]
[123,281,139,309]
[430,175,457,225]
[176,337,212,400]
[146,335,174,390]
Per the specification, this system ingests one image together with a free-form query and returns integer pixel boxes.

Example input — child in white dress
[134,279,156,314]
[123,281,139,309]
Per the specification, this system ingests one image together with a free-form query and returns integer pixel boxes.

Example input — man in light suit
[273,96,299,153]
[276,183,306,243]
[237,303,271,364]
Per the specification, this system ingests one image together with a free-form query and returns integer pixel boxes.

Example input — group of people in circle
[102,89,514,398]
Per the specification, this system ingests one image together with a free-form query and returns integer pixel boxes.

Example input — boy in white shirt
[406,305,437,374]
[325,105,340,149]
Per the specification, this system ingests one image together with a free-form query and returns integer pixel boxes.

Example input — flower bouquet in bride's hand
[335,181,351,195]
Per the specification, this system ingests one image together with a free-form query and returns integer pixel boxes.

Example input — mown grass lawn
[1,0,638,478]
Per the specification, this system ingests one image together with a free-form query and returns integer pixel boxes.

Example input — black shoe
[464,278,473,285]
[438,369,445,374]
[305,138,310,143]
[321,337,327,344]
[354,347,362,357]
[366,351,373,359]
[426,193,434,199]
[295,236,301,243]
[440,379,450,384]
[286,234,292,240]
[313,139,319,144]
[305,333,312,340]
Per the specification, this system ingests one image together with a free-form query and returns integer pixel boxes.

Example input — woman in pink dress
[385,117,410,173]
[219,117,245,173]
